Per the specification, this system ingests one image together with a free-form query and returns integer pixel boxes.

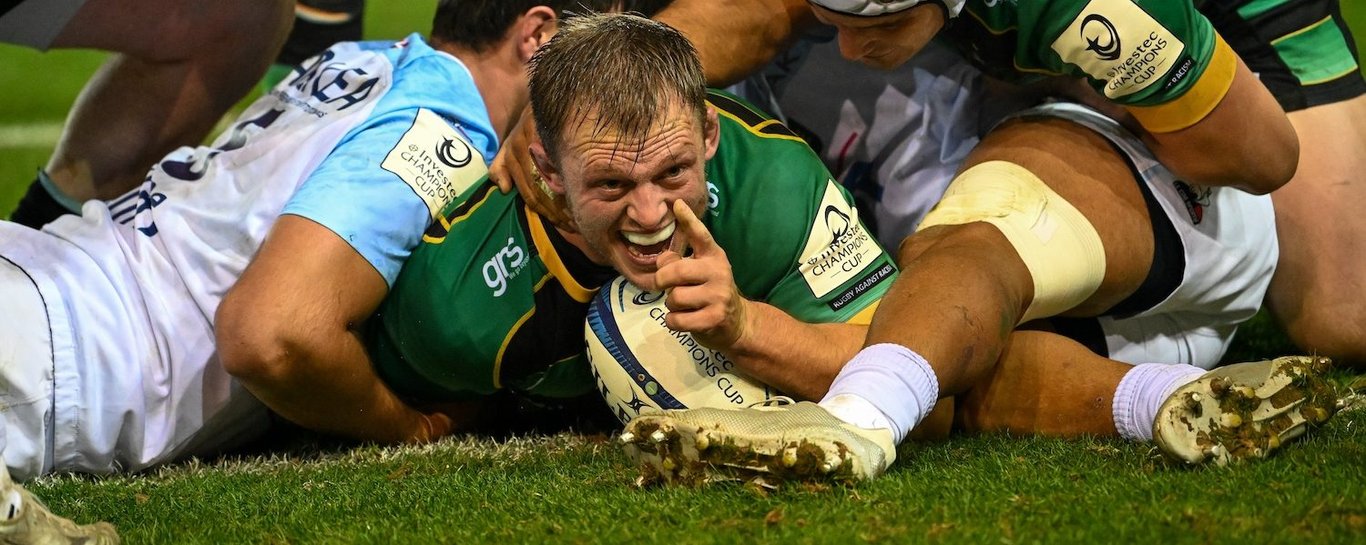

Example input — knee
[1275,315,1366,368]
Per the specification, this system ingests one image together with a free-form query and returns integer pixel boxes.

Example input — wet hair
[528,12,706,162]
[430,0,645,52]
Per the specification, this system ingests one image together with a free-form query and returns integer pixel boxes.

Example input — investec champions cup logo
[799,180,879,298]
[1081,15,1121,61]
[1050,0,1186,99]
[381,108,488,219]
[436,136,473,168]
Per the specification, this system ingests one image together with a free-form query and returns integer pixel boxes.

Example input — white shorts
[0,251,65,479]
[0,0,86,49]
[1018,103,1279,368]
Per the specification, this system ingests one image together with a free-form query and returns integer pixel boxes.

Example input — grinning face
[534,101,719,290]
[810,3,947,70]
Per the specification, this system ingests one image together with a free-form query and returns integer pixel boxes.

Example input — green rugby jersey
[365,90,898,404]
[942,0,1223,107]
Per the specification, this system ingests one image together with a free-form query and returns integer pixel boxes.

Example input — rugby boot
[620,401,896,486]
[0,465,119,545]
[1153,356,1339,466]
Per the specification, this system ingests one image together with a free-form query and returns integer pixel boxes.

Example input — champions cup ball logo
[1082,14,1122,61]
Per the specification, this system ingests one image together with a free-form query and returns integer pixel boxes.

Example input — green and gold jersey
[942,0,1229,114]
[365,90,897,404]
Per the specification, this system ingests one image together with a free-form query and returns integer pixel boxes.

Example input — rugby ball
[585,276,781,424]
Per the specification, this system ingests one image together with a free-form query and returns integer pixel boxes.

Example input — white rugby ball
[585,276,781,424]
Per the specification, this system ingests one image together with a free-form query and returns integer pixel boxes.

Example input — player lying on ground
[0,2,619,542]
[533,13,1346,483]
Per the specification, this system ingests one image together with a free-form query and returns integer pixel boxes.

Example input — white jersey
[0,35,498,478]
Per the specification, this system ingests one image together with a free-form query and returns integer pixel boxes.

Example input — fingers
[671,200,717,256]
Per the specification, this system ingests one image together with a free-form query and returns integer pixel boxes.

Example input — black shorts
[1200,0,1366,111]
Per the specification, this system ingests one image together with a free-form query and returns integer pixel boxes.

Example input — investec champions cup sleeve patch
[797,180,881,298]
[1050,0,1187,100]
[381,108,488,219]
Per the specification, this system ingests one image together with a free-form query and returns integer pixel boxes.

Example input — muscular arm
[656,0,816,86]
[1133,56,1298,194]
[725,302,868,401]
[217,215,463,444]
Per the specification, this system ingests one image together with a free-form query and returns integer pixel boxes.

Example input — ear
[702,105,721,162]
[529,140,567,196]
[516,6,558,62]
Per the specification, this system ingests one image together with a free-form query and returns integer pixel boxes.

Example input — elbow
[216,292,302,387]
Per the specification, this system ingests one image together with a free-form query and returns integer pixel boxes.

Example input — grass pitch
[3,2,1366,544]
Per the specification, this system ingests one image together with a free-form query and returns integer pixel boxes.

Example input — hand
[654,200,752,351]
[488,109,576,231]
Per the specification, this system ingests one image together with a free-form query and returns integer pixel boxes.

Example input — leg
[43,0,294,201]
[1265,95,1366,365]
[955,329,1129,437]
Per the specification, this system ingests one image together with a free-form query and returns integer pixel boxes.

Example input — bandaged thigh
[917,160,1105,324]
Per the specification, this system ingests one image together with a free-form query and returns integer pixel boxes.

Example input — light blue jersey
[283,33,498,286]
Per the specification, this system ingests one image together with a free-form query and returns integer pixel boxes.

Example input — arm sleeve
[282,107,490,286]
[1028,0,1232,124]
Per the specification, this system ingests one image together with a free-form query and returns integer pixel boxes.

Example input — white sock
[819,343,938,444]
[1112,363,1207,441]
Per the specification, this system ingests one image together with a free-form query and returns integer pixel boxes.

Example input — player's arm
[216,215,470,443]
[655,201,866,401]
[1037,2,1296,193]
[1128,42,1297,194]
[655,0,817,86]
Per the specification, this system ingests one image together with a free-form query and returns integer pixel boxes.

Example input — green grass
[3,4,1366,544]
[28,410,1366,544]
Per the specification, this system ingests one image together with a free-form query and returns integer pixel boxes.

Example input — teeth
[619,432,636,444]
[623,222,675,246]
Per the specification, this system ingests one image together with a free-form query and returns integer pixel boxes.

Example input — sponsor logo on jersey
[482,237,528,297]
[706,181,721,215]
[382,108,488,219]
[1173,180,1211,224]
[828,262,895,312]
[797,180,881,298]
[278,49,383,117]
[1050,0,1186,99]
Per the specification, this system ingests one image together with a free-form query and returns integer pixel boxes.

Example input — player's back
[18,39,412,474]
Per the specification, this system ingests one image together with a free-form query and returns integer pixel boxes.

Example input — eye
[664,165,685,178]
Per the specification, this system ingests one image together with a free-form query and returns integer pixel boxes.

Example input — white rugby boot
[1153,356,1340,466]
[0,465,119,545]
[620,401,896,486]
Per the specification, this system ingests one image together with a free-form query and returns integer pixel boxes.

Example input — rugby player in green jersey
[582,6,1344,482]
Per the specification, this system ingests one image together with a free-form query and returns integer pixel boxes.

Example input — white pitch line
[0,121,64,149]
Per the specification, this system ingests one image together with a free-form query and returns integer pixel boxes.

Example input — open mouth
[622,222,676,262]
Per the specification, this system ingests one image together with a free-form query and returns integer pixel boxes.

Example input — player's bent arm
[217,215,462,444]
[655,0,816,87]
[724,301,868,401]
[1130,55,1297,194]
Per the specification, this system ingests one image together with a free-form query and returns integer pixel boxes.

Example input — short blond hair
[529,13,707,163]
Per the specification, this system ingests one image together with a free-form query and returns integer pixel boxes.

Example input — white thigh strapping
[0,256,55,480]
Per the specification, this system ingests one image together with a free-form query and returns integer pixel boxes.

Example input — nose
[626,184,671,230]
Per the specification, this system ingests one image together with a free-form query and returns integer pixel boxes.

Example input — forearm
[243,336,438,444]
[656,0,815,86]
[725,301,867,400]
